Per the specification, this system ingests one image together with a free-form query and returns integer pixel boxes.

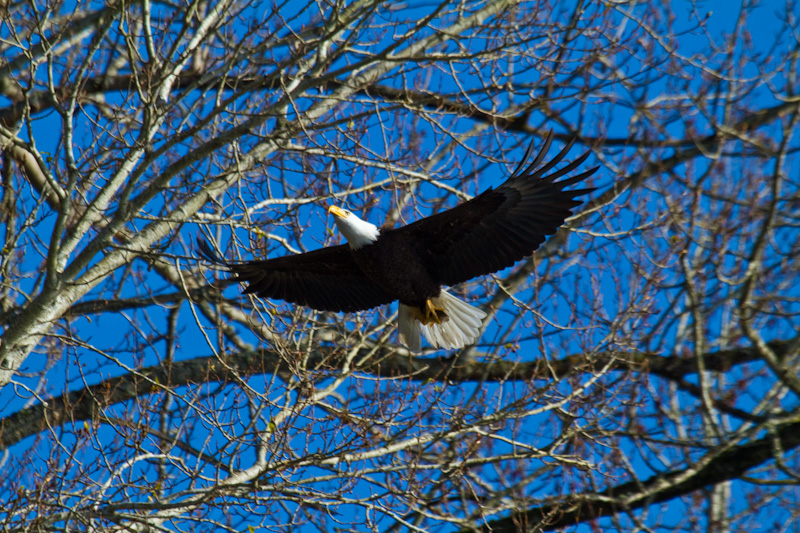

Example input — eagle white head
[328,205,380,249]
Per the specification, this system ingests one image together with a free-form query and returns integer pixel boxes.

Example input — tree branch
[1,337,793,451]
[472,415,800,532]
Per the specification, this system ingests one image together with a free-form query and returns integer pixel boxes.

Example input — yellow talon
[425,300,439,323]
[411,299,448,325]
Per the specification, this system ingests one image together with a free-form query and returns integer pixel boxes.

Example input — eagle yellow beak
[328,205,348,219]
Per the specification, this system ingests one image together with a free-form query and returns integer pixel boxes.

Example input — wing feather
[197,238,394,313]
[393,131,598,287]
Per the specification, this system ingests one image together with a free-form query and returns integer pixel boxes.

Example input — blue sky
[1,0,798,531]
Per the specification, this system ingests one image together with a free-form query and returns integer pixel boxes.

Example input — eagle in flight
[199,131,597,351]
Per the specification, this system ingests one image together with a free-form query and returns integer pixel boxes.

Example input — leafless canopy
[1,0,799,531]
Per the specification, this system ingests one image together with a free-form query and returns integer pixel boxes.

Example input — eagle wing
[197,238,395,313]
[395,132,598,287]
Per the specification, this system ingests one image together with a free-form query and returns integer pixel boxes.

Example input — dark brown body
[351,230,441,308]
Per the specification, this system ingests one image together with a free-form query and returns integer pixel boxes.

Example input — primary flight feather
[199,131,598,351]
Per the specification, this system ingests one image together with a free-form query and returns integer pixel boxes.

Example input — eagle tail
[398,290,486,351]
[398,304,423,352]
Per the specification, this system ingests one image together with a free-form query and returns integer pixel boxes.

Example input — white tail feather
[398,304,422,352]
[398,290,486,351]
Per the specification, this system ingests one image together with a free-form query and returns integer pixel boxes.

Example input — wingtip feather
[196,236,227,265]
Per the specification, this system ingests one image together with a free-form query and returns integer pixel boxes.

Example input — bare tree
[1,0,799,531]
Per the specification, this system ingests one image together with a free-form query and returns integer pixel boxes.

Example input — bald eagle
[199,132,597,351]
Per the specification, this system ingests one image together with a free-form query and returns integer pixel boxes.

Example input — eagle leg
[410,299,449,325]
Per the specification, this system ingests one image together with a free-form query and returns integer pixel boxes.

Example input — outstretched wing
[197,238,395,313]
[394,131,598,287]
